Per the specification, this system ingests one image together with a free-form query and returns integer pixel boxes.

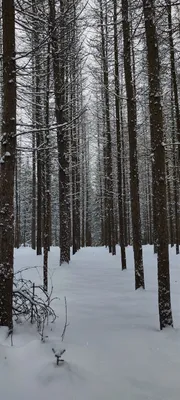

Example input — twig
[13,275,58,339]
[61,296,69,342]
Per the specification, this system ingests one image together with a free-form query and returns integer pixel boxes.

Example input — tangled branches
[13,271,58,340]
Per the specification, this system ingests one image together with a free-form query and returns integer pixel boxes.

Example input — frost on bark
[0,0,16,329]
[143,0,173,329]
[122,0,145,288]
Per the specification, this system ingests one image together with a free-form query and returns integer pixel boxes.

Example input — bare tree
[143,0,173,329]
[122,0,145,288]
[0,0,16,329]
[49,0,70,264]
[114,0,126,269]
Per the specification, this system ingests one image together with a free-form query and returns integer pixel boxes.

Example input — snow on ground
[1,245,180,399]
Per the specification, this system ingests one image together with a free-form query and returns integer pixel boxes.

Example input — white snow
[1,245,180,400]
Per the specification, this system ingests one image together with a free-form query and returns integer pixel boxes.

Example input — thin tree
[49,0,70,264]
[166,0,180,254]
[114,0,126,269]
[122,0,145,288]
[99,0,116,255]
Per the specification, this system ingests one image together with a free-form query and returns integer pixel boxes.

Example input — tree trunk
[49,0,70,264]
[31,10,36,250]
[171,61,179,254]
[100,0,116,255]
[43,40,51,292]
[85,138,92,247]
[32,0,42,256]
[143,0,173,329]
[122,0,145,288]
[0,0,16,329]
[167,0,180,159]
[114,0,126,269]
[14,153,20,248]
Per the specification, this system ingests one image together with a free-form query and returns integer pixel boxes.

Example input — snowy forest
[0,0,180,399]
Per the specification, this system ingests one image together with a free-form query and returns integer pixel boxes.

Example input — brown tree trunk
[43,40,51,292]
[100,0,116,255]
[32,0,42,256]
[122,0,145,288]
[171,66,179,254]
[71,105,78,255]
[81,116,85,248]
[166,160,174,247]
[167,0,180,158]
[121,108,128,247]
[14,153,20,248]
[114,0,126,268]
[85,139,92,247]
[97,99,104,245]
[167,0,180,253]
[143,0,173,329]
[49,0,70,264]
[76,79,81,251]
[31,130,36,250]
[0,0,16,329]
[36,70,42,255]
[31,9,36,251]
[70,24,79,255]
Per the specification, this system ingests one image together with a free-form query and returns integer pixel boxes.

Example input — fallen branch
[61,296,69,342]
[13,275,58,340]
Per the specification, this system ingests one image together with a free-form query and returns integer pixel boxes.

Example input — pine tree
[0,0,16,329]
[143,0,173,329]
[122,0,145,288]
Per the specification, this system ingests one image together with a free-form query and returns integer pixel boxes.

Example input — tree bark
[100,0,116,255]
[143,0,173,329]
[0,0,16,329]
[122,0,145,288]
[49,0,70,264]
[166,0,180,159]
[114,0,126,269]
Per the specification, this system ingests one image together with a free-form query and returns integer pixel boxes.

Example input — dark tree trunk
[97,100,104,245]
[14,153,20,249]
[0,0,16,330]
[81,118,85,248]
[166,161,174,247]
[31,130,36,250]
[31,9,36,251]
[36,69,42,256]
[76,84,81,251]
[49,0,70,264]
[143,0,173,329]
[100,0,116,255]
[85,141,92,247]
[32,0,42,256]
[122,0,145,288]
[43,40,51,292]
[114,0,126,269]
[172,98,179,254]
[166,0,180,158]
[121,109,128,247]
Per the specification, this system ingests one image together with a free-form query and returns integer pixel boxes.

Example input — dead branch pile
[13,271,58,340]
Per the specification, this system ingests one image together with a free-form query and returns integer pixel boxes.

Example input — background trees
[1,0,180,329]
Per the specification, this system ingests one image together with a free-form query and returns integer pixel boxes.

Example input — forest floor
[0,245,180,399]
